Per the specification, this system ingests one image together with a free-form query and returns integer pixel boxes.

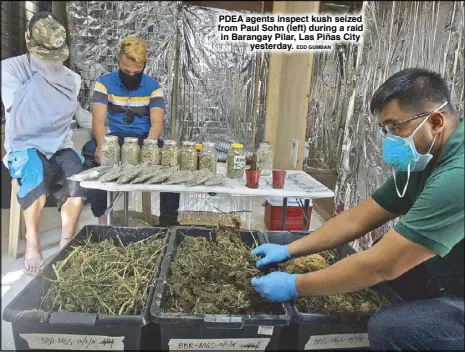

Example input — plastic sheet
[330,1,464,251]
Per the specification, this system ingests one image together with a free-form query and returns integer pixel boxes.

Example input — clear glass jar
[121,137,140,165]
[161,140,179,167]
[101,135,120,166]
[180,141,197,171]
[227,143,245,179]
[200,142,217,173]
[140,138,160,165]
[256,141,273,176]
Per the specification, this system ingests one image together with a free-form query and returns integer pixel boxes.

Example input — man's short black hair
[370,68,452,115]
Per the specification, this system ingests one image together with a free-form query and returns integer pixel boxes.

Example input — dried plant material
[121,140,141,165]
[180,143,197,171]
[282,251,391,313]
[164,170,193,185]
[178,212,242,229]
[40,233,165,315]
[101,138,120,166]
[68,166,112,181]
[145,167,177,184]
[199,155,217,173]
[161,142,179,167]
[141,141,160,165]
[187,169,214,186]
[99,165,127,182]
[162,227,279,315]
[204,173,227,186]
[130,166,163,184]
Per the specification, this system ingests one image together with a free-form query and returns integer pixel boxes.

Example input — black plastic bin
[150,226,294,350]
[263,231,403,351]
[2,225,170,351]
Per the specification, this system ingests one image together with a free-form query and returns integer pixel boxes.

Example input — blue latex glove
[251,244,291,268]
[251,272,299,302]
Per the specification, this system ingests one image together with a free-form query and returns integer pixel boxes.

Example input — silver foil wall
[324,1,464,251]
[67,1,263,148]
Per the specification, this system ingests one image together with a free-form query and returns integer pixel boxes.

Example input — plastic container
[199,142,217,173]
[227,143,245,179]
[272,170,287,189]
[101,135,120,166]
[180,141,197,171]
[140,138,160,165]
[2,225,170,351]
[262,231,403,351]
[121,137,140,165]
[256,142,273,176]
[150,227,294,350]
[161,140,179,167]
[246,169,261,188]
[264,197,313,231]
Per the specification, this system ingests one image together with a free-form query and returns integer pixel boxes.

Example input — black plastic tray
[2,225,170,351]
[263,231,403,351]
[150,226,294,350]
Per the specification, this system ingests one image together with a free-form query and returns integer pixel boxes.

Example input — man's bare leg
[98,215,107,225]
[60,197,84,249]
[23,194,47,273]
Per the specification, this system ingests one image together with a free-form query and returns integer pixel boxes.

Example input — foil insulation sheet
[67,1,265,149]
[330,1,464,251]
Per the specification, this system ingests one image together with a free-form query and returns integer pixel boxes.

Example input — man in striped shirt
[82,36,179,226]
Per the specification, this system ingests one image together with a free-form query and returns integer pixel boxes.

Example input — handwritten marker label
[305,333,369,350]
[168,338,271,350]
[257,326,274,336]
[19,333,124,350]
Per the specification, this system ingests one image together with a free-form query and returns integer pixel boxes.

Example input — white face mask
[30,55,75,91]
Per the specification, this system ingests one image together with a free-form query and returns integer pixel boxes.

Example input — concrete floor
[1,197,324,351]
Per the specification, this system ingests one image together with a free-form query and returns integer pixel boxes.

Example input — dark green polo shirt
[372,118,464,296]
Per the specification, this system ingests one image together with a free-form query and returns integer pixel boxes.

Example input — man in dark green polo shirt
[250,68,464,350]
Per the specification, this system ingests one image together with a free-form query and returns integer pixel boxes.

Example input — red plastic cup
[272,170,287,189]
[246,169,261,189]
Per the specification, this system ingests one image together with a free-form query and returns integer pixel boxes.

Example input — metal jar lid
[182,141,195,146]
[164,140,177,146]
[124,137,138,143]
[144,138,158,145]
[203,142,216,148]
[104,135,118,142]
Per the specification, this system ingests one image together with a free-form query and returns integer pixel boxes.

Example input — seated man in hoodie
[1,12,85,274]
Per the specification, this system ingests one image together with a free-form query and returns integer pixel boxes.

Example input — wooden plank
[142,192,152,223]
[8,179,21,259]
[264,1,320,170]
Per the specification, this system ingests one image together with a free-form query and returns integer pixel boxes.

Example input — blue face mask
[382,112,438,198]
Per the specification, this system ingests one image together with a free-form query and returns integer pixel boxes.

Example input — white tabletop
[80,170,334,200]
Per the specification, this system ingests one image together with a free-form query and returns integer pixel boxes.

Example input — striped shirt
[91,71,165,135]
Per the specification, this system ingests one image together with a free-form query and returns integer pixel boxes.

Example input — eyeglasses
[378,101,448,136]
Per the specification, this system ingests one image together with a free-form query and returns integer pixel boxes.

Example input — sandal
[23,259,45,277]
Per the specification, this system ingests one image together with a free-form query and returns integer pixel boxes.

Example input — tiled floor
[1,199,324,351]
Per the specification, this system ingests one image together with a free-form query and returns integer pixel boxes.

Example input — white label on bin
[304,333,369,350]
[257,325,274,336]
[168,338,271,350]
[19,333,124,350]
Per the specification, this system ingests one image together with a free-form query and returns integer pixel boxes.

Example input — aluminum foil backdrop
[305,1,464,251]
[67,1,265,220]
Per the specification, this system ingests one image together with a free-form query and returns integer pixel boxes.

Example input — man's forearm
[295,250,388,297]
[148,122,163,140]
[93,121,106,147]
[287,198,397,258]
[288,211,364,258]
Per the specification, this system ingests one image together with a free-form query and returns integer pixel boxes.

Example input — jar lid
[182,141,195,146]
[164,140,176,146]
[144,138,158,144]
[231,143,244,149]
[104,135,118,142]
[195,144,203,151]
[259,142,272,148]
[203,142,215,148]
[124,137,138,143]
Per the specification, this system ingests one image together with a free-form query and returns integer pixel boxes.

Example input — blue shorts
[8,148,86,211]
